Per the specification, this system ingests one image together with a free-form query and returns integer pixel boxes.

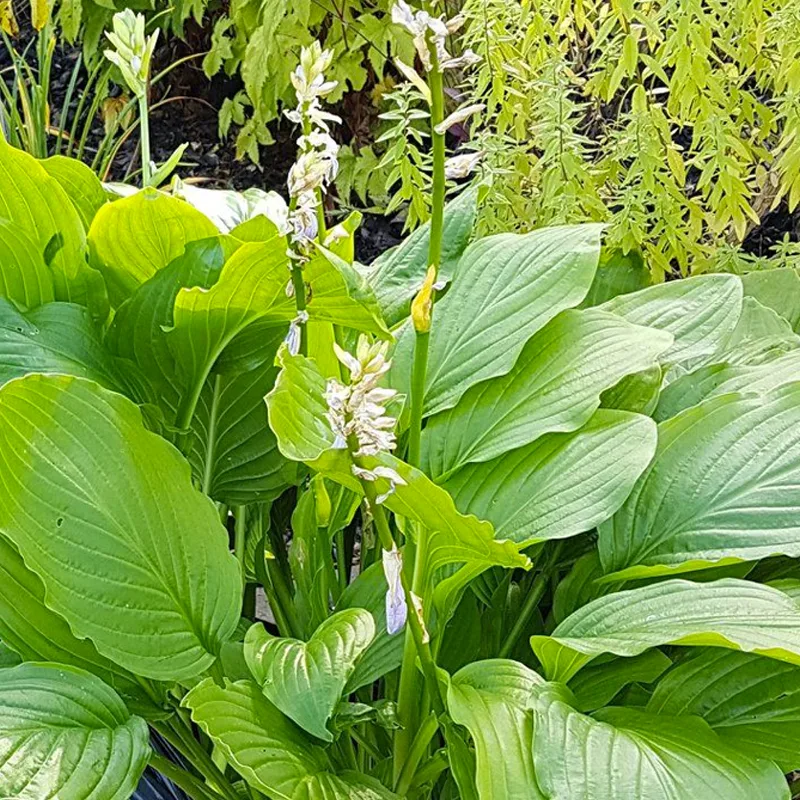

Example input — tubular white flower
[382,547,407,635]
[324,336,400,461]
[434,103,485,135]
[104,10,158,98]
[444,150,483,179]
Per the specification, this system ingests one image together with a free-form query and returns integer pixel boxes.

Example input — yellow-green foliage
[462,0,800,278]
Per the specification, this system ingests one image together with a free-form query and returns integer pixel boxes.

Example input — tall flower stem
[138,93,151,187]
[395,34,447,783]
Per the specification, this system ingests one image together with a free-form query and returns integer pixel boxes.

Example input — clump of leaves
[460,0,800,278]
[4,17,800,800]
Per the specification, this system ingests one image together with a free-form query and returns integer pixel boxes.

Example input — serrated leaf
[367,187,478,327]
[184,679,398,799]
[600,384,800,579]
[648,648,800,771]
[88,188,218,304]
[420,308,670,479]
[448,659,545,800]
[391,224,603,416]
[599,274,743,367]
[0,663,150,800]
[531,683,789,800]
[442,410,656,545]
[244,609,375,741]
[0,374,241,681]
[532,578,800,682]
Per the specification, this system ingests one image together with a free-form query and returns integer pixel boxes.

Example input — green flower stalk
[104,10,158,187]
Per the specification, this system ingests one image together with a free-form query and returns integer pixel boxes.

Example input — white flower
[382,547,407,635]
[391,0,450,71]
[434,103,485,135]
[284,311,309,356]
[324,336,399,458]
[351,464,407,504]
[441,49,481,70]
[104,10,158,98]
[289,190,319,249]
[288,149,331,196]
[444,150,483,179]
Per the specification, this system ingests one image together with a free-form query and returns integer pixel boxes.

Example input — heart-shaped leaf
[244,609,375,741]
[0,663,150,800]
[0,373,241,681]
[184,678,398,798]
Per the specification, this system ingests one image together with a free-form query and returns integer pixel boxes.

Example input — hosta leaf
[244,609,375,741]
[531,578,800,682]
[599,384,800,579]
[184,679,397,799]
[718,297,800,365]
[189,360,297,504]
[0,299,121,390]
[530,683,789,800]
[599,274,743,366]
[88,188,218,303]
[420,308,670,478]
[338,561,404,691]
[367,186,477,327]
[742,268,800,331]
[447,659,545,800]
[391,224,603,416]
[168,239,294,406]
[568,650,671,712]
[0,535,164,717]
[306,248,390,336]
[359,452,529,574]
[656,349,800,420]
[0,663,150,800]
[600,363,662,415]
[648,648,800,771]
[0,137,94,307]
[0,374,241,681]
[441,411,656,545]
[579,248,651,307]
[40,155,107,230]
[0,218,55,308]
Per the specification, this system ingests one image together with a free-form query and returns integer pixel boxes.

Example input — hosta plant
[4,26,800,800]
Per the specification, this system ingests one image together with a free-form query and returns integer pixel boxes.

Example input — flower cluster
[391,0,479,72]
[104,10,158,99]
[324,337,406,503]
[285,43,341,259]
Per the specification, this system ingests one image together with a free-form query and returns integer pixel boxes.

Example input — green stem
[498,542,563,658]
[149,754,224,800]
[202,375,223,495]
[138,92,151,187]
[394,712,439,795]
[290,263,308,357]
[336,527,349,593]
[234,505,247,571]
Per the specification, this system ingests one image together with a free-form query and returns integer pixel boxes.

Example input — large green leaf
[167,239,295,408]
[40,154,108,230]
[742,268,800,331]
[599,274,743,367]
[0,374,241,681]
[88,188,218,303]
[390,224,603,416]
[531,578,800,682]
[0,218,55,308]
[0,663,150,800]
[367,187,477,327]
[184,678,397,799]
[448,660,545,800]
[718,296,800,365]
[0,535,164,716]
[420,308,670,478]
[530,683,788,800]
[441,411,656,545]
[656,349,800,420]
[599,384,800,580]
[244,610,375,741]
[0,136,100,309]
[580,249,651,307]
[648,648,800,771]
[189,360,297,504]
